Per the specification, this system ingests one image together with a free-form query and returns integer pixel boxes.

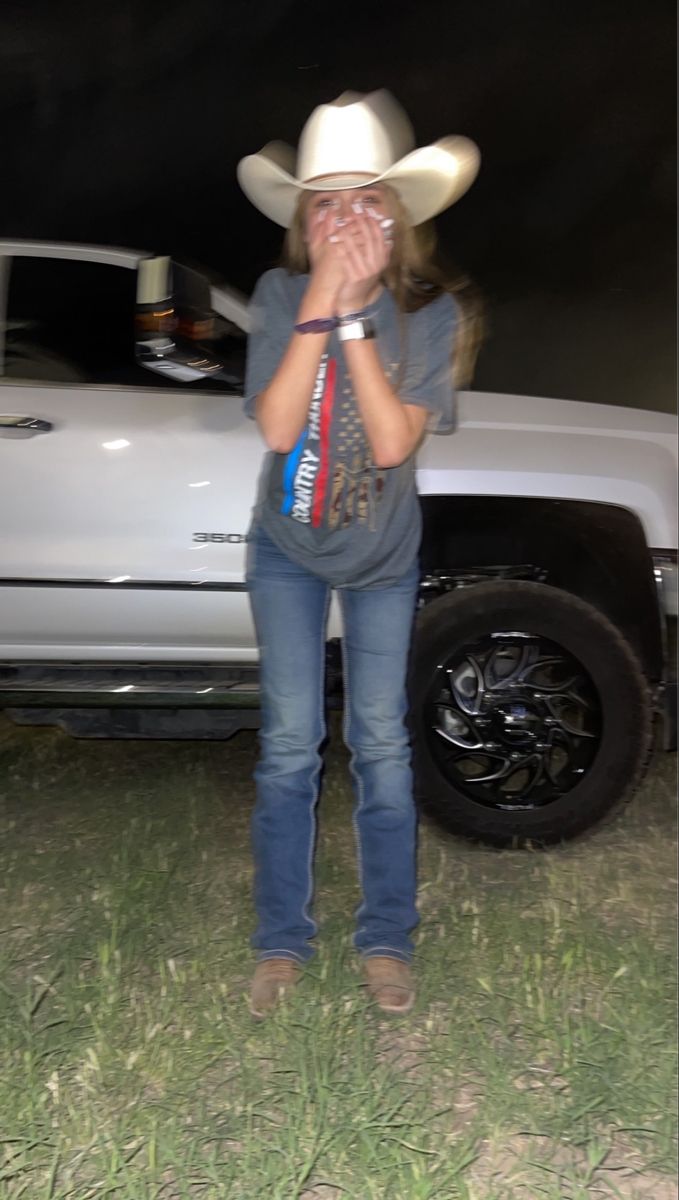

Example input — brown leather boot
[363,957,415,1014]
[249,958,301,1019]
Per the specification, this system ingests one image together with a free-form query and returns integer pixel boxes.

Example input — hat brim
[237,136,480,227]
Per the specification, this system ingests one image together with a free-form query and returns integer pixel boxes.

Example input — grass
[0,713,676,1199]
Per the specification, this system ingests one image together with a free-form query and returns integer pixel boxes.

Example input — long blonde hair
[280,184,484,388]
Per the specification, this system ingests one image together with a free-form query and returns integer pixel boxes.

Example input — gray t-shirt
[244,268,457,588]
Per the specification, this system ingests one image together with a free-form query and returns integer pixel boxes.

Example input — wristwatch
[337,318,376,342]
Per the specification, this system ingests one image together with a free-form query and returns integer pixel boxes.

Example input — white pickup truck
[0,239,676,847]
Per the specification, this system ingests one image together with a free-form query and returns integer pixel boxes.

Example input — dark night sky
[1,0,676,409]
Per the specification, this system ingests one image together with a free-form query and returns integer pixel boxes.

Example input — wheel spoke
[485,642,537,690]
[545,692,597,737]
[446,655,485,716]
[449,751,515,782]
[521,656,579,692]
[433,711,484,751]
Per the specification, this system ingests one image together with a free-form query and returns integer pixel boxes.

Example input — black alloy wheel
[410,581,652,846]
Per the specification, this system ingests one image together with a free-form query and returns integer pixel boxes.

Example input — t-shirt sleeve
[398,292,458,434]
[243,270,295,420]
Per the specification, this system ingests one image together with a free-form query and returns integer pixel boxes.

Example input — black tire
[409,581,653,846]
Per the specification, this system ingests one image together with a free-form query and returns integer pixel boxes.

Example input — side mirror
[135,257,242,386]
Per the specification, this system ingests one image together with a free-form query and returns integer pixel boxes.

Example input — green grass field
[0,715,676,1199]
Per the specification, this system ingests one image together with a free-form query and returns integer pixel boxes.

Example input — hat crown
[296,90,414,183]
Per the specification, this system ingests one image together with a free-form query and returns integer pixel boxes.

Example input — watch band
[337,318,376,342]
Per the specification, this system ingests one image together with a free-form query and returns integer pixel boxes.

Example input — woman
[237,90,481,1018]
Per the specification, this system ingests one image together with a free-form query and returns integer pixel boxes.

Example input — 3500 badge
[192,533,246,543]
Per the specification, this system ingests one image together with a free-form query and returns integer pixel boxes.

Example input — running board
[0,663,261,708]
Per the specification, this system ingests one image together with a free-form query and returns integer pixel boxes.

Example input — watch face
[339,318,375,341]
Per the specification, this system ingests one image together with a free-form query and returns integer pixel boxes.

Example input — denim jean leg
[246,528,330,962]
[340,562,421,962]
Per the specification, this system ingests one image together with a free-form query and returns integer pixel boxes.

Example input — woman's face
[303,183,394,263]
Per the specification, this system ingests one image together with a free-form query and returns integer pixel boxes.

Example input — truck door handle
[0,415,53,434]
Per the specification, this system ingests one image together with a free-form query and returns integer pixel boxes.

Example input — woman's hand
[333,208,393,314]
[303,200,393,316]
[306,208,347,307]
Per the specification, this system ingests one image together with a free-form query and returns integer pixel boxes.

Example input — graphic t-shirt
[244,268,457,588]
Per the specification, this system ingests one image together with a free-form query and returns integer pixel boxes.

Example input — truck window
[2,256,244,393]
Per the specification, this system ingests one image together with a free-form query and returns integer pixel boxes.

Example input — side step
[0,663,262,739]
[0,651,344,739]
[5,707,260,739]
[0,663,261,708]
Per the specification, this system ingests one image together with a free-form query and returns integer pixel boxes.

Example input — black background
[1,0,675,408]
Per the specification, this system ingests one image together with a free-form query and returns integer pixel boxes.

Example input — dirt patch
[468,1132,678,1199]
[299,1187,344,1200]
[375,1025,430,1077]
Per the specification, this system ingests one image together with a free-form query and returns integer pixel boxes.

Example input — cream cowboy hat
[237,89,480,228]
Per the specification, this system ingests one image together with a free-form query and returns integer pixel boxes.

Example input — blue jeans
[246,524,420,964]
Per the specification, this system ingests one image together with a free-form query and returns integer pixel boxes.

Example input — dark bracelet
[294,317,337,334]
[294,309,369,335]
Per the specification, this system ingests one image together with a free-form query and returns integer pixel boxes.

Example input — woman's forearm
[341,338,427,468]
[254,283,337,452]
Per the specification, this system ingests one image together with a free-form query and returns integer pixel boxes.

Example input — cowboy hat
[237,89,480,227]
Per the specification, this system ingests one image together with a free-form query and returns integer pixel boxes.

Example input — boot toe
[363,957,415,1014]
[249,959,301,1019]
